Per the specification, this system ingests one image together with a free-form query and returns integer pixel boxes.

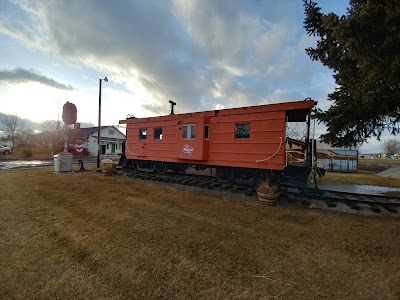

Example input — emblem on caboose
[182,144,194,156]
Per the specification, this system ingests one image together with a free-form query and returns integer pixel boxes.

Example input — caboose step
[283,164,310,187]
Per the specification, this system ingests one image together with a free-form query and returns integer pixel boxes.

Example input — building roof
[68,126,125,139]
[68,126,103,139]
[317,140,360,151]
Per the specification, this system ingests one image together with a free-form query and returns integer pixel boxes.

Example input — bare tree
[286,122,307,142]
[382,139,400,156]
[19,128,35,145]
[1,115,26,148]
[41,120,66,150]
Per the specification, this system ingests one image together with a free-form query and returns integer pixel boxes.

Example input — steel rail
[124,170,400,217]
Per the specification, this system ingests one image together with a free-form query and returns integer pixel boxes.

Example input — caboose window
[139,129,147,140]
[235,123,250,139]
[204,124,210,140]
[154,128,163,140]
[183,124,196,140]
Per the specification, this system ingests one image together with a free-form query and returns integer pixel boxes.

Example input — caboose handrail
[125,142,137,156]
[285,140,288,167]
[255,137,283,163]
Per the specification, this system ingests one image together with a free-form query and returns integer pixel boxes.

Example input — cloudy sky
[0,0,389,152]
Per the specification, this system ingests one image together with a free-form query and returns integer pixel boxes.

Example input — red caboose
[119,99,315,186]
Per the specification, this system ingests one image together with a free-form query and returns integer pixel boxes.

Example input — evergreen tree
[303,0,400,146]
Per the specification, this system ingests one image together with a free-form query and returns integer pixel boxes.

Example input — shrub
[52,146,64,155]
[22,149,33,158]
[257,181,278,194]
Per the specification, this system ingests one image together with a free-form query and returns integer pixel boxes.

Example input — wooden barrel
[101,159,115,175]
[257,191,278,206]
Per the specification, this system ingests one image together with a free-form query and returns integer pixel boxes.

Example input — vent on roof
[169,100,176,115]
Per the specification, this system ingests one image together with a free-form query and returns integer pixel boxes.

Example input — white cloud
[1,0,324,114]
[2,0,389,149]
[0,68,75,90]
[0,16,39,48]
[0,82,71,122]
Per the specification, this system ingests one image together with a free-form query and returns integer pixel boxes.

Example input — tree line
[2,114,399,155]
[1,115,66,151]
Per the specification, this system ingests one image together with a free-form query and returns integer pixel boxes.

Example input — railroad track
[279,186,400,216]
[125,170,400,217]
[126,170,255,196]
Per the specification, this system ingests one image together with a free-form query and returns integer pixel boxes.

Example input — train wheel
[157,164,167,174]
[170,164,187,174]
[126,160,136,171]
[216,168,229,182]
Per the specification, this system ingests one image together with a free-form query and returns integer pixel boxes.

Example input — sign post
[75,139,85,171]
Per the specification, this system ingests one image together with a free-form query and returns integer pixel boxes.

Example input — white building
[316,140,360,151]
[68,125,126,157]
[316,140,359,173]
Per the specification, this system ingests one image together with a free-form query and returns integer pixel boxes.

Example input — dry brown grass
[320,158,400,196]
[10,146,53,159]
[320,171,400,188]
[359,158,400,173]
[1,167,400,299]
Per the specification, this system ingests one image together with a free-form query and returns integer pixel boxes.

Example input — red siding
[120,100,314,171]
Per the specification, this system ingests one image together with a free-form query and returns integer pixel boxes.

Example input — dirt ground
[1,168,399,299]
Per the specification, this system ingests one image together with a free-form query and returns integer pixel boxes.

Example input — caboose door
[137,128,147,157]
[137,141,147,156]
[176,116,205,160]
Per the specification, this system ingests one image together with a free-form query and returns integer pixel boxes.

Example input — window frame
[154,127,163,141]
[139,128,147,140]
[182,124,196,140]
[235,123,251,139]
[204,124,210,140]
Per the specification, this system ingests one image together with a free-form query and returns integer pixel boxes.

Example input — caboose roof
[119,99,315,124]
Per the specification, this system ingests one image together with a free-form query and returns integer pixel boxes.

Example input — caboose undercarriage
[124,159,309,187]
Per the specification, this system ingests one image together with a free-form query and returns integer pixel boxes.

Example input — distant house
[68,124,126,157]
[316,140,359,173]
[316,141,360,151]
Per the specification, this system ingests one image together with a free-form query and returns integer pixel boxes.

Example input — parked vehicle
[0,145,13,155]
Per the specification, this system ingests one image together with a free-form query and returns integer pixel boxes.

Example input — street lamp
[97,76,108,170]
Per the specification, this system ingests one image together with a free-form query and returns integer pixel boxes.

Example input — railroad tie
[381,205,397,214]
[325,200,337,208]
[346,201,361,210]
[369,204,381,213]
